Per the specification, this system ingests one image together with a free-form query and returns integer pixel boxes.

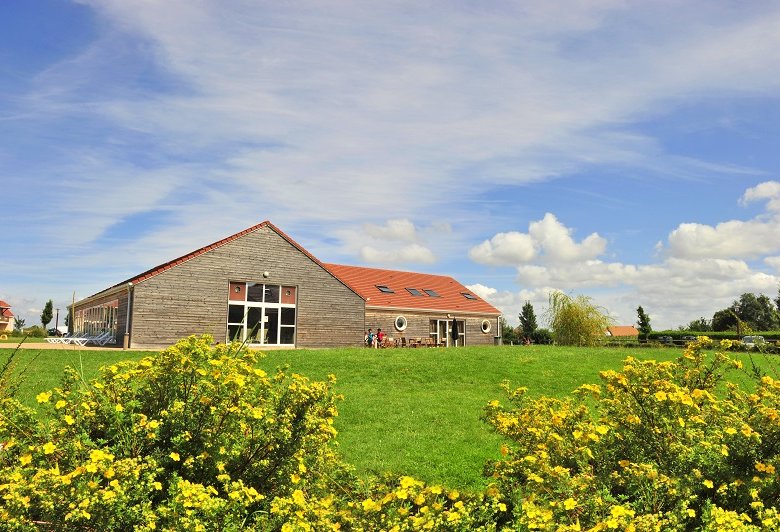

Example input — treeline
[680,289,780,333]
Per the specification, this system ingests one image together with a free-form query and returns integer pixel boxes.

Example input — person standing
[366,328,375,347]
[376,328,385,348]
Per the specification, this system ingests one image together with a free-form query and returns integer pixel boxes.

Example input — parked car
[741,335,766,349]
[658,336,674,345]
[681,335,697,343]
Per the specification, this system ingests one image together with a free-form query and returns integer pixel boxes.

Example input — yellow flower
[64,415,75,425]
[19,454,32,466]
[703,479,714,489]
[292,489,306,506]
[153,481,163,490]
[687,509,696,517]
[115,404,124,412]
[654,391,667,401]
[36,391,52,403]
[170,452,180,461]
[564,498,577,510]
[42,442,56,455]
[55,400,67,409]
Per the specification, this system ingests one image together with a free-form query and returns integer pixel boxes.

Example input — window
[227,282,296,346]
[481,319,492,333]
[406,288,424,296]
[74,299,119,340]
[422,289,440,297]
[394,315,408,332]
[376,285,394,293]
[461,292,477,300]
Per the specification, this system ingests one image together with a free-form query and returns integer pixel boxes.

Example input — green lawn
[3,343,776,491]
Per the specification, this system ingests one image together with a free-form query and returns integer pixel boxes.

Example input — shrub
[483,337,780,530]
[0,335,342,530]
[21,326,47,338]
[531,328,552,345]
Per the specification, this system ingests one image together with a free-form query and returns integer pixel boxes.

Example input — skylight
[461,292,477,300]
[423,289,440,297]
[376,285,394,293]
[406,288,424,296]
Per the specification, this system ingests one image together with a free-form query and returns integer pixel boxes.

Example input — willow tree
[546,291,613,346]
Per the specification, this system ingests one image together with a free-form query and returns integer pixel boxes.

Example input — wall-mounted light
[263,271,270,278]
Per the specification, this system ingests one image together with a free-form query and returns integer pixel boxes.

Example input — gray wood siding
[365,310,497,346]
[128,226,364,349]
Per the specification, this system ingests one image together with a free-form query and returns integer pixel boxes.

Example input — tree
[518,301,538,339]
[712,293,779,332]
[546,291,614,346]
[686,317,712,332]
[499,316,519,345]
[40,299,53,330]
[776,282,780,313]
[712,308,738,332]
[13,317,25,333]
[636,306,652,340]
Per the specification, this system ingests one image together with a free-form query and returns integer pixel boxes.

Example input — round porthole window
[234,286,242,293]
[481,319,491,333]
[394,315,408,332]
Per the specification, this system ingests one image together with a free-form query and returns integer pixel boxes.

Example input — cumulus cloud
[666,180,780,259]
[471,184,780,329]
[363,219,419,242]
[469,213,606,266]
[468,232,537,265]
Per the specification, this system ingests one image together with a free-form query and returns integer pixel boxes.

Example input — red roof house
[606,326,640,338]
[0,300,14,333]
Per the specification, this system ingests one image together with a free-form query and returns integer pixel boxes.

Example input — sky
[2,0,780,331]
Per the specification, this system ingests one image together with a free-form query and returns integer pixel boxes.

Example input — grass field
[3,342,777,491]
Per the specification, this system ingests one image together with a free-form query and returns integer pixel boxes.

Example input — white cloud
[470,213,606,266]
[360,244,436,264]
[472,184,780,329]
[666,180,780,259]
[741,180,780,212]
[363,219,419,243]
[469,232,537,265]
[465,283,497,299]
[765,256,780,272]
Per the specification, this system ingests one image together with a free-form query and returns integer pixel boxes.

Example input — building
[0,301,14,333]
[606,326,640,341]
[326,264,500,347]
[71,221,501,349]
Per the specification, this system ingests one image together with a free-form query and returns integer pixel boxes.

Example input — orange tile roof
[0,300,13,318]
[607,325,640,337]
[324,264,501,315]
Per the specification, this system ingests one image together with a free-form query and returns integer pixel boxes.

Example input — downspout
[123,282,133,349]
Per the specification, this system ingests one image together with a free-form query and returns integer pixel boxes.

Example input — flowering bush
[3,335,780,530]
[484,337,780,530]
[0,335,341,530]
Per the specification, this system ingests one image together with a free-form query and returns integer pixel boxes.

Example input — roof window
[376,285,395,294]
[461,292,477,300]
[423,289,440,297]
[406,288,424,296]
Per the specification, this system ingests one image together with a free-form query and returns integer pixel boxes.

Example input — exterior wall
[127,226,364,349]
[72,290,129,346]
[0,319,12,333]
[366,309,499,346]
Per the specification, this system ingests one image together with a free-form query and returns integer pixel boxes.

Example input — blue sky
[3,1,780,331]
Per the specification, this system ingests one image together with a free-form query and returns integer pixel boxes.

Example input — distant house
[71,221,500,349]
[606,325,640,340]
[0,301,14,333]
